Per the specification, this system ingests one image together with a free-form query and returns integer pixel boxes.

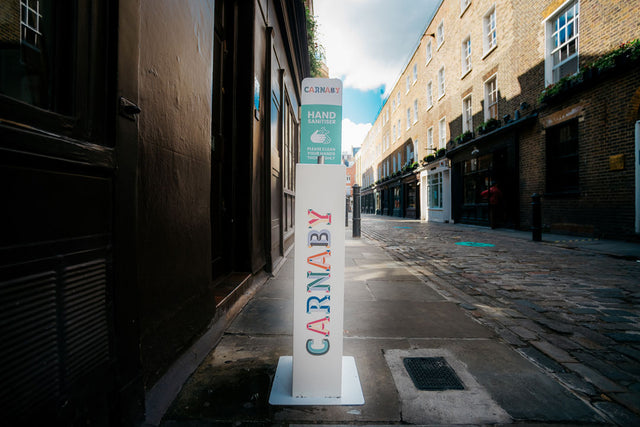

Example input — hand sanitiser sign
[300,78,343,164]
[269,78,363,406]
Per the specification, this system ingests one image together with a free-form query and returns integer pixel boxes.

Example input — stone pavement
[362,215,640,425]
[158,215,640,426]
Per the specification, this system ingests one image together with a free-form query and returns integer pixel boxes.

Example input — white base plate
[269,356,365,405]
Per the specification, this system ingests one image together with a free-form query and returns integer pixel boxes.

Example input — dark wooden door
[0,1,127,423]
[270,47,283,265]
[211,0,234,280]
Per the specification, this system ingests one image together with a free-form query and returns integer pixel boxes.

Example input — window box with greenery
[436,148,446,158]
[455,131,474,145]
[476,118,501,135]
[401,162,419,173]
[539,38,640,104]
[424,154,436,164]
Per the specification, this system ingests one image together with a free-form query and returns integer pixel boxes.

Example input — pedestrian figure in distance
[481,181,503,229]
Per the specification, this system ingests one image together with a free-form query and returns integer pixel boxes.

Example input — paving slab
[345,300,494,339]
[384,348,512,425]
[366,279,445,302]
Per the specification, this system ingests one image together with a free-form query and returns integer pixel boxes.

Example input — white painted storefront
[420,160,452,223]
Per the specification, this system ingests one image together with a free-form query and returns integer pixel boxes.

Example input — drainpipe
[636,121,640,234]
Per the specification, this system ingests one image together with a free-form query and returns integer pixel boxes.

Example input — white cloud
[314,0,439,94]
[342,118,371,153]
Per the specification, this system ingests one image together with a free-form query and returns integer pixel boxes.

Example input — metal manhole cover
[403,357,465,391]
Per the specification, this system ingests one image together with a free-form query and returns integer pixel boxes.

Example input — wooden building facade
[0,0,309,424]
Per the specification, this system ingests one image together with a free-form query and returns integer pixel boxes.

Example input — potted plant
[476,118,501,134]
[455,130,473,144]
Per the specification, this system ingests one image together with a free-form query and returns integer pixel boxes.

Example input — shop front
[402,174,420,219]
[361,186,375,214]
[374,170,420,218]
[448,116,535,228]
[420,159,451,223]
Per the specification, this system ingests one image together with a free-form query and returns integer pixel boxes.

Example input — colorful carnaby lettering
[303,208,333,355]
[306,316,330,336]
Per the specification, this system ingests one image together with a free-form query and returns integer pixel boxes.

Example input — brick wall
[520,70,640,239]
[359,0,639,238]
[0,1,20,44]
[518,0,640,239]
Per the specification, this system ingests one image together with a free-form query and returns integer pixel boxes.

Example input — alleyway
[160,215,640,426]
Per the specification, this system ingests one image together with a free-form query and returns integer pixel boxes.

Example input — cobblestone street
[361,214,640,424]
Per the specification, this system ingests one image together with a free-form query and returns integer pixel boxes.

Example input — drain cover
[403,357,465,391]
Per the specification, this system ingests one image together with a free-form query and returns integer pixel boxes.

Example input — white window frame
[544,0,580,85]
[438,117,447,149]
[484,75,498,121]
[396,92,401,108]
[460,0,471,16]
[438,66,446,99]
[427,81,433,108]
[462,95,473,133]
[427,126,434,151]
[413,64,418,83]
[406,75,410,93]
[406,108,411,129]
[413,99,419,123]
[483,6,497,57]
[428,172,443,209]
[397,120,401,139]
[20,0,42,49]
[426,39,432,65]
[436,20,444,48]
[461,36,472,75]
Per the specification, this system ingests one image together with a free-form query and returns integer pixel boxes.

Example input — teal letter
[306,271,330,292]
[306,338,330,355]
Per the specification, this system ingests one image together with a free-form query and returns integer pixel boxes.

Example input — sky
[313,0,441,154]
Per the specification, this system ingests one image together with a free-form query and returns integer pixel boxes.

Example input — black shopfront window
[1,1,75,114]
[546,120,579,195]
[1,1,108,142]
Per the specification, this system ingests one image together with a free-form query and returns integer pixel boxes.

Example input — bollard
[353,184,361,238]
[531,193,542,242]
[345,197,349,227]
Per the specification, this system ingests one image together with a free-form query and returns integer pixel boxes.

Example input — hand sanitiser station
[269,78,364,405]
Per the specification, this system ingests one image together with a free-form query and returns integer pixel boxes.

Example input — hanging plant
[305,5,326,77]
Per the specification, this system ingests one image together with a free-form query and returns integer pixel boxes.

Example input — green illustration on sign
[301,104,342,164]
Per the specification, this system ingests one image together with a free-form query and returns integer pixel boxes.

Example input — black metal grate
[403,357,465,391]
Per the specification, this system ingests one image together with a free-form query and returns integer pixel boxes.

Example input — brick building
[357,0,639,239]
